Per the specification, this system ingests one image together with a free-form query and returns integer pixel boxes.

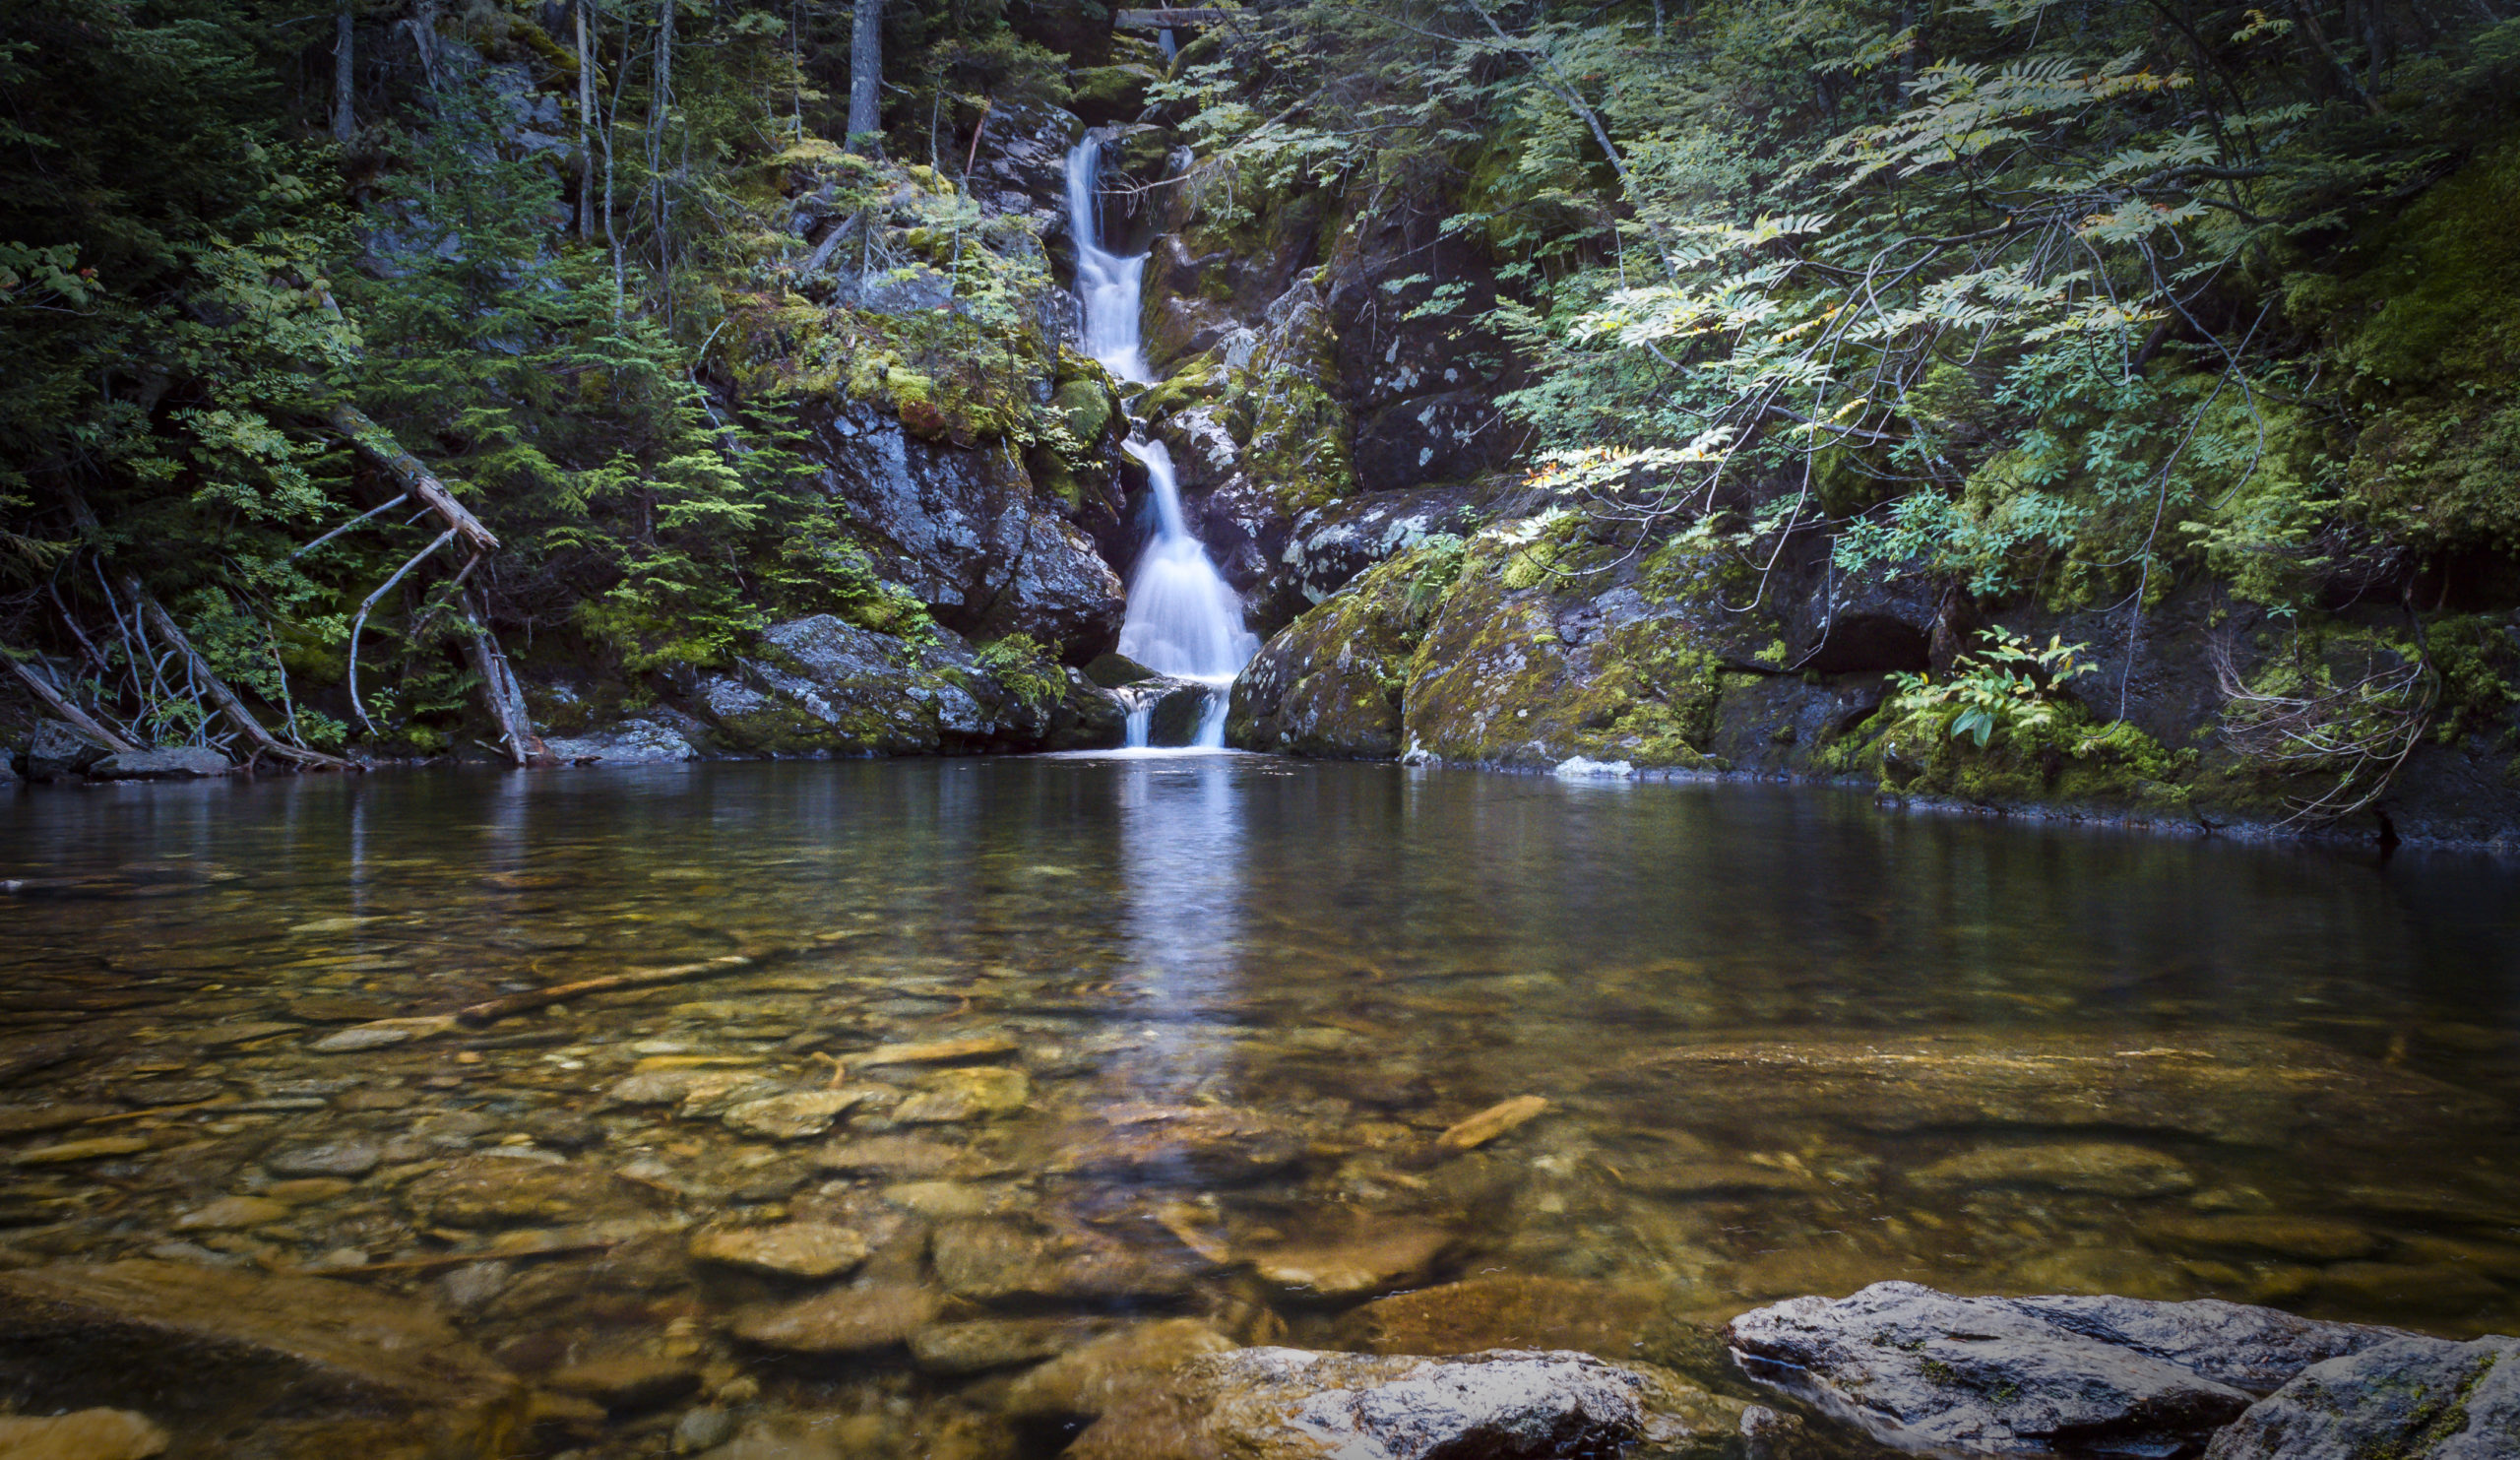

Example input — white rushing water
[1065,134,1258,748]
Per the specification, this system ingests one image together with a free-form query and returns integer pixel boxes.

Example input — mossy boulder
[1228,550,1433,758]
[1069,65,1157,126]
[1398,534,1737,771]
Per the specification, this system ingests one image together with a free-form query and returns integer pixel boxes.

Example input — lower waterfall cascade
[1064,133,1258,748]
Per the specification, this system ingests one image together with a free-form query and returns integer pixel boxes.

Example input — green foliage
[975,633,1062,713]
[1887,628,2094,748]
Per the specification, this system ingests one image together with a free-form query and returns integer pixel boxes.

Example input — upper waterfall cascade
[1065,134,1258,748]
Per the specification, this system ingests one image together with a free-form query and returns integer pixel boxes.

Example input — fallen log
[125,579,349,769]
[1,655,138,754]
[324,402,499,553]
[454,953,761,1027]
[462,595,552,767]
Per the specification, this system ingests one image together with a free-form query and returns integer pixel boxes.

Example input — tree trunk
[462,594,551,768]
[651,0,674,230]
[576,0,595,239]
[849,0,882,153]
[2,655,139,754]
[332,0,355,143]
[323,402,500,553]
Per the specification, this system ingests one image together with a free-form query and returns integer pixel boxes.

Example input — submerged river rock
[1,761,2516,1457]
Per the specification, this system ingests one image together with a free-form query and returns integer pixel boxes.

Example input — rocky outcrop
[673,613,1124,756]
[1727,1282,2413,1457]
[19,719,113,781]
[1066,1346,1746,1460]
[1229,548,1435,759]
[2203,1334,2520,1458]
[798,399,1125,659]
[542,719,699,765]
[0,1260,526,1457]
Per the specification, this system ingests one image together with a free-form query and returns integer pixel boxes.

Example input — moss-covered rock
[1229,549,1441,758]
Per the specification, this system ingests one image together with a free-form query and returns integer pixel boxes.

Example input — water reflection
[4,762,2520,1456]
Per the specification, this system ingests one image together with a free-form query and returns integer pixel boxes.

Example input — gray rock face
[685,614,1121,756]
[87,746,233,780]
[1786,560,1946,674]
[542,719,697,765]
[24,718,112,780]
[1255,483,1482,633]
[2005,1295,2414,1396]
[1113,675,1217,747]
[2204,1335,2520,1459]
[800,399,1124,659]
[1068,1346,1731,1460]
[1728,1282,2415,1457]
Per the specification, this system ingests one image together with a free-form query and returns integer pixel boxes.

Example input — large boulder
[1254,482,1483,632]
[1727,1282,2414,1457]
[0,1260,526,1457]
[1229,550,1432,759]
[800,398,1124,659]
[2204,1334,2520,1459]
[687,614,1118,756]
[1067,1347,1745,1460]
[22,719,111,780]
[541,718,699,765]
[85,747,232,780]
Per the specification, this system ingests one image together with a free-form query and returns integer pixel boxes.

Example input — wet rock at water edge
[21,720,112,781]
[541,719,699,765]
[0,1408,168,1459]
[2203,1334,2520,1458]
[1335,1274,1663,1361]
[0,1260,523,1453]
[688,1221,870,1279]
[1726,1282,2417,1456]
[729,1284,941,1354]
[84,746,232,780]
[1066,1346,1743,1460]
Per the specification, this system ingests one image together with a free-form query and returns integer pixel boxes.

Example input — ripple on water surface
[2,759,2517,1456]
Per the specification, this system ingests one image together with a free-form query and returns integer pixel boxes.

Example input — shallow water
[4,758,2519,1453]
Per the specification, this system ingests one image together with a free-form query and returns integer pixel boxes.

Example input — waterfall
[1065,134,1257,749]
[1064,133,1153,386]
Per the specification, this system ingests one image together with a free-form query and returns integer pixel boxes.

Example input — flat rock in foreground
[2204,1334,2520,1459]
[0,1260,525,1457]
[1729,1282,2417,1456]
[1067,1346,1743,1460]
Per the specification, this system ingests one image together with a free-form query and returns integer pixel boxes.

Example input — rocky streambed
[2,760,2518,1457]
